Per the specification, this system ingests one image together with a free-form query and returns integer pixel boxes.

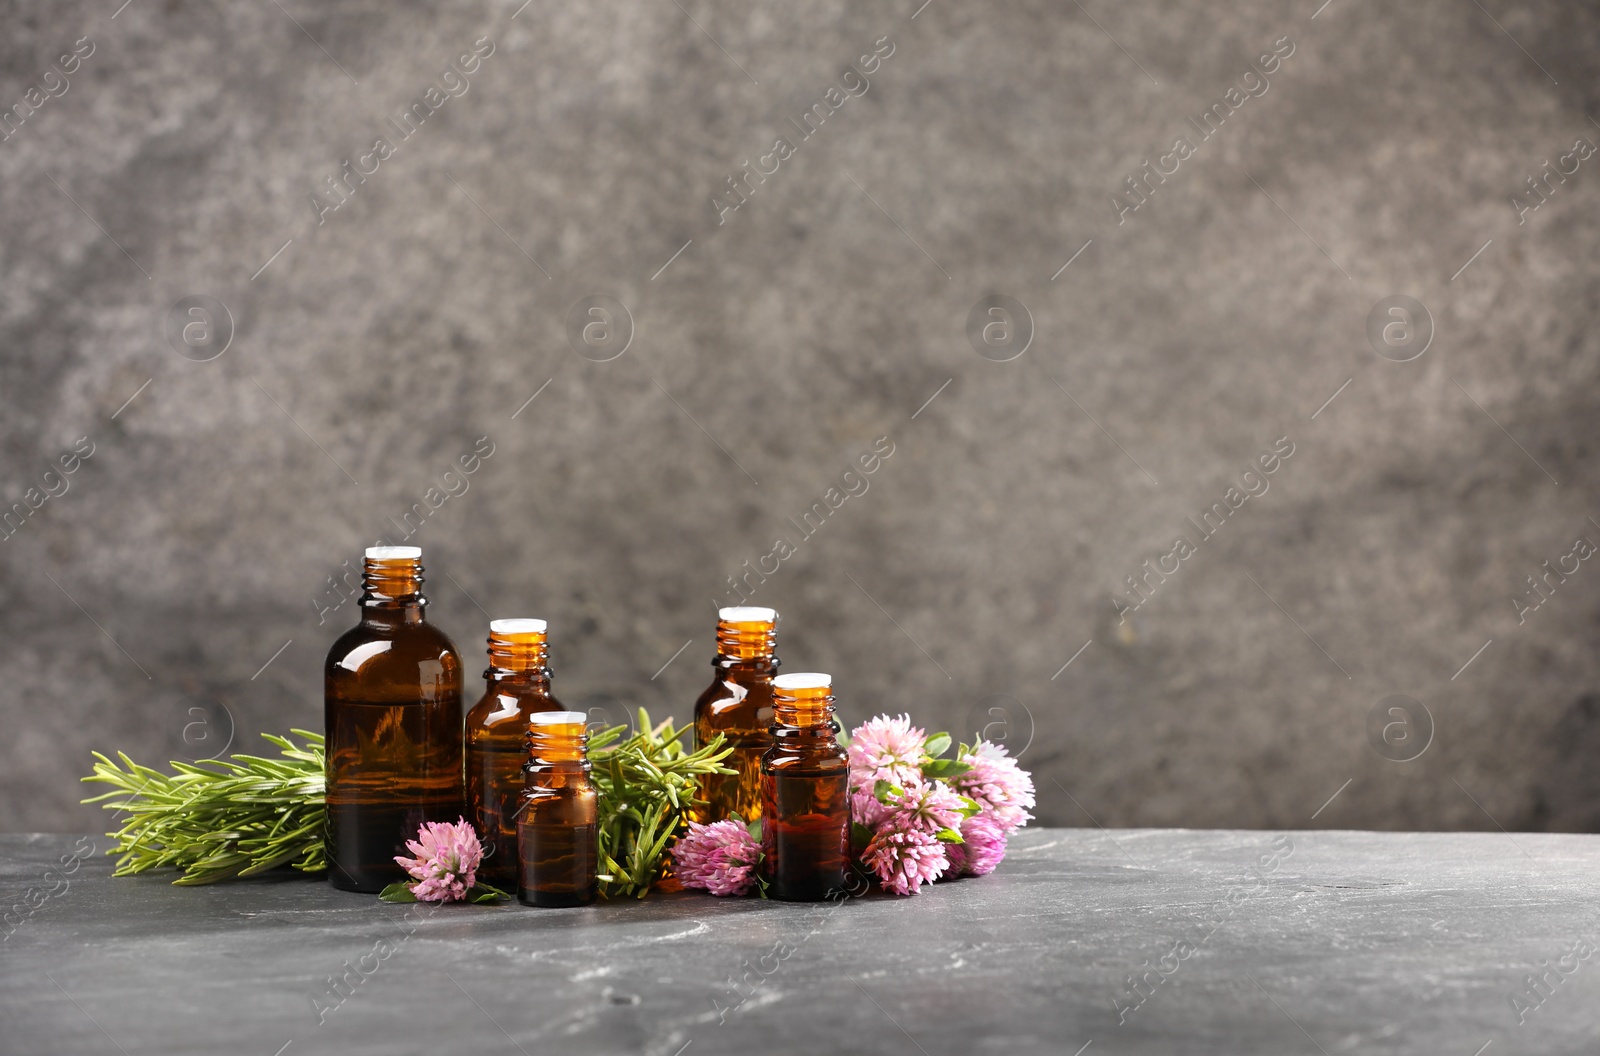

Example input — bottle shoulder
[520,777,598,823]
[761,749,848,773]
[466,684,566,729]
[695,668,775,718]
[762,728,847,771]
[325,618,463,694]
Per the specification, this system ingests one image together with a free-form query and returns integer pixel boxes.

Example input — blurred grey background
[2,0,1597,835]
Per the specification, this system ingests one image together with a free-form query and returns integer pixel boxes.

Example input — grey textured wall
[3,0,1597,835]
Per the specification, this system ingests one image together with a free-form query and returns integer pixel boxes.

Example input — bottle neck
[772,686,835,730]
[486,629,550,684]
[526,720,589,768]
[714,616,777,665]
[361,556,427,625]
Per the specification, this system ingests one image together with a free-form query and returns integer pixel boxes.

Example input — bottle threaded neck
[772,672,834,727]
[527,711,589,764]
[363,546,423,600]
[487,618,549,674]
[715,606,778,661]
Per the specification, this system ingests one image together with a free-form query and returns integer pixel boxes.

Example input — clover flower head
[885,777,967,835]
[945,813,1008,877]
[862,821,948,896]
[847,713,927,786]
[952,741,1036,834]
[394,818,482,903]
[672,820,759,897]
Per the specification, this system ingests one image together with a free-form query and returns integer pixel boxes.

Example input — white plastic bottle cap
[365,546,422,560]
[528,711,590,725]
[719,606,777,623]
[772,672,831,691]
[490,618,547,635]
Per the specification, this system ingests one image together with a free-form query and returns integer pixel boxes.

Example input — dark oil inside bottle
[694,723,769,823]
[519,818,598,907]
[325,697,464,889]
[468,741,531,887]
[760,769,849,901]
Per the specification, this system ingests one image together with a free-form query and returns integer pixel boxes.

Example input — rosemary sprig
[81,729,327,885]
[591,708,735,899]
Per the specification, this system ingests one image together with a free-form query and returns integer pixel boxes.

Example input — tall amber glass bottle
[465,619,564,887]
[692,606,779,823]
[760,672,849,902]
[324,546,464,892]
[518,711,598,908]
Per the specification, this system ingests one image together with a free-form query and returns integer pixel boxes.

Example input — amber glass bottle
[324,546,464,892]
[760,672,849,902]
[465,619,565,888]
[692,606,779,824]
[518,711,598,907]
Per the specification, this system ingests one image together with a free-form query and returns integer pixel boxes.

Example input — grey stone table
[3,829,1597,1055]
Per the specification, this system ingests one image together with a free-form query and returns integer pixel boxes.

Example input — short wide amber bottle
[466,619,566,888]
[693,606,779,824]
[760,672,849,902]
[518,711,598,908]
[324,547,464,892]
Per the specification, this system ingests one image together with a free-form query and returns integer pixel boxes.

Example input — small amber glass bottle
[518,711,598,907]
[760,672,849,902]
[466,619,565,888]
[693,606,779,824]
[324,546,464,892]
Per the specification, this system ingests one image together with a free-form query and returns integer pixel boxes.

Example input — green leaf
[923,732,952,759]
[956,795,982,819]
[378,883,418,903]
[470,882,511,902]
[934,827,965,844]
[873,779,903,806]
[851,822,874,851]
[921,759,973,780]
